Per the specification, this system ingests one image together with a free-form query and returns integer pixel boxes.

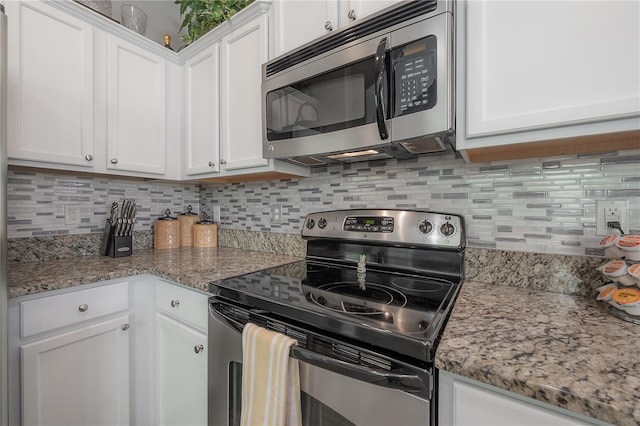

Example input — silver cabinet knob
[170,299,180,308]
[324,21,333,31]
[110,158,118,164]
[208,161,214,167]
[348,9,357,20]
[78,304,88,312]
[85,154,93,161]
[194,344,204,354]
[121,323,130,331]
[220,159,227,165]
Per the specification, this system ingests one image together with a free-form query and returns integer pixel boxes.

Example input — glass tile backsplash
[7,148,640,257]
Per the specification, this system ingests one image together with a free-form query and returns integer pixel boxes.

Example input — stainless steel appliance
[262,0,455,166]
[1,4,8,422]
[209,209,465,425]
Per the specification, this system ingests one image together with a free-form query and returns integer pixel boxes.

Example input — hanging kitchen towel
[241,322,302,426]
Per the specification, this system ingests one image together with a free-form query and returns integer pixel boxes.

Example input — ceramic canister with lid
[154,209,180,249]
[193,212,218,248]
[178,204,199,247]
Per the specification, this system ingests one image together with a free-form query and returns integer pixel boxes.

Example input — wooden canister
[154,209,180,249]
[178,205,199,247]
[193,215,218,248]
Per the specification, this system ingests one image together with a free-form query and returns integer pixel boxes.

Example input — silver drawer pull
[194,344,204,354]
[78,304,89,312]
[121,323,130,331]
[171,300,180,308]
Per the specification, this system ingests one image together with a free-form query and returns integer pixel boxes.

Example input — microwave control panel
[392,36,438,117]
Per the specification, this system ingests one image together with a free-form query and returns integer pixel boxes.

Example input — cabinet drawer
[21,282,129,338]
[156,281,208,331]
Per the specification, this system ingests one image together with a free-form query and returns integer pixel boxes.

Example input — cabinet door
[465,1,640,137]
[184,45,220,176]
[341,0,400,25]
[272,0,339,56]
[220,14,270,171]
[6,0,95,168]
[156,313,207,426]
[21,315,130,426]
[439,372,600,426]
[107,35,166,175]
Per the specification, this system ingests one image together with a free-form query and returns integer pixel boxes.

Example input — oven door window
[265,58,379,142]
[229,361,355,426]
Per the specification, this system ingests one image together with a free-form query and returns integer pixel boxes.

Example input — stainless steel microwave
[262,0,455,166]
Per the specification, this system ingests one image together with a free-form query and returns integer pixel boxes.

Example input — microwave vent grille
[265,0,438,78]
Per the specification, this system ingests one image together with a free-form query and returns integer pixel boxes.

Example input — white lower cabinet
[9,275,210,426]
[21,315,131,426]
[156,314,208,426]
[438,371,607,426]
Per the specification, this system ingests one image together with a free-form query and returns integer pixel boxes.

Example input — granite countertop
[436,281,640,426]
[8,249,638,424]
[7,247,303,298]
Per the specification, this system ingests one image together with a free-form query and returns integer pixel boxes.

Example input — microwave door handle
[374,37,389,140]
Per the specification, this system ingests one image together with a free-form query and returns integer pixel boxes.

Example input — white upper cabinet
[6,1,95,168]
[271,0,339,56]
[183,45,221,176]
[220,14,270,171]
[340,0,402,25]
[106,35,167,175]
[457,0,640,150]
[271,0,402,57]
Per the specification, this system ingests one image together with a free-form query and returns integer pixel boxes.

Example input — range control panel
[302,209,465,249]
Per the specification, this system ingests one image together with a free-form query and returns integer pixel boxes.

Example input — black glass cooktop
[210,260,462,362]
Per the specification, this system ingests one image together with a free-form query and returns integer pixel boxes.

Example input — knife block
[101,221,133,257]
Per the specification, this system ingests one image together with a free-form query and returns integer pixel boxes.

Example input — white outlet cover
[64,205,81,225]
[596,200,629,236]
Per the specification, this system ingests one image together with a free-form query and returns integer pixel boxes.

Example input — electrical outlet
[270,204,282,224]
[212,205,221,223]
[64,205,81,225]
[596,200,629,236]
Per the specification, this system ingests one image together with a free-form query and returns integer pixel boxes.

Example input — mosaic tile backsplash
[7,149,640,257]
[202,150,640,257]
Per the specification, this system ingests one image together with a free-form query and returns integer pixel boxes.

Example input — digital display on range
[344,216,393,232]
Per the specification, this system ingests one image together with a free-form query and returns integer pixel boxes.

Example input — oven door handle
[289,345,428,395]
[210,303,430,397]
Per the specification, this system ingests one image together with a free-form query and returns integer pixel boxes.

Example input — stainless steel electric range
[208,209,465,426]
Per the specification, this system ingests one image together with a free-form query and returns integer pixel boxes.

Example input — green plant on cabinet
[175,0,255,45]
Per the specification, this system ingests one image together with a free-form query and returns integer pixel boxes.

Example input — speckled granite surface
[435,281,639,426]
[7,233,624,424]
[7,230,154,262]
[6,247,302,298]
[464,248,607,297]
[8,231,607,296]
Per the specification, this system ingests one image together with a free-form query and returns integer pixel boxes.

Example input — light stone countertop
[7,249,637,424]
[435,281,639,426]
[7,247,303,298]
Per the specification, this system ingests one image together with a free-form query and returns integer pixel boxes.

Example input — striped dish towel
[241,322,302,426]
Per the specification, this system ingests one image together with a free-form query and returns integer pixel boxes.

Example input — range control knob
[306,219,316,229]
[418,220,433,234]
[440,222,456,237]
[318,218,327,229]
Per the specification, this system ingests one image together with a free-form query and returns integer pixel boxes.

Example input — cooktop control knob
[418,220,432,234]
[318,218,327,229]
[440,222,456,237]
[306,219,316,229]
